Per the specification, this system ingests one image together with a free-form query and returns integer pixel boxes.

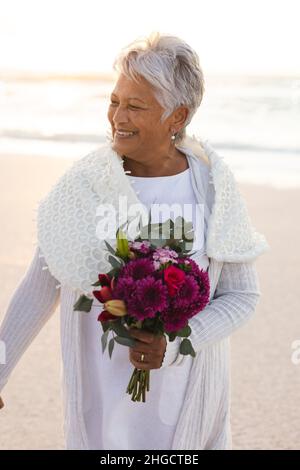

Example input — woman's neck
[122,147,188,177]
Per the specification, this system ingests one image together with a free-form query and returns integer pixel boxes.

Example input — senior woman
[0,32,269,450]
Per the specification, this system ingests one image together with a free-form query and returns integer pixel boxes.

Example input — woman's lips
[114,130,139,139]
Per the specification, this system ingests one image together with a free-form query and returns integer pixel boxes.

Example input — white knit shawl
[36,135,270,294]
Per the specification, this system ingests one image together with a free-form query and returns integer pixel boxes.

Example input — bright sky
[0,0,299,76]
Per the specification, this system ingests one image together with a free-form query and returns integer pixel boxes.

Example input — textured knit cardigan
[0,136,270,449]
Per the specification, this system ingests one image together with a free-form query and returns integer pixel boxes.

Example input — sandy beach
[0,153,299,450]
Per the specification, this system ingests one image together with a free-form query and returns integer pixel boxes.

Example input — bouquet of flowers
[74,216,210,402]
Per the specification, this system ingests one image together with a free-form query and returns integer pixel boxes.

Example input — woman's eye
[109,102,140,110]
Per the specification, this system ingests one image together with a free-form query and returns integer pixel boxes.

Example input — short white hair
[112,31,205,143]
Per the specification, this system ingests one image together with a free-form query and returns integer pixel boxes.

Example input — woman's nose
[112,105,130,124]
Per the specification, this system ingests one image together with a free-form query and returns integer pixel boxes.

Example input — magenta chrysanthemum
[111,276,135,304]
[119,258,155,281]
[127,276,168,321]
[172,275,200,308]
[161,306,191,332]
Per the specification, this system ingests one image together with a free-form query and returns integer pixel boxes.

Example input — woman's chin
[111,141,131,157]
[112,137,139,152]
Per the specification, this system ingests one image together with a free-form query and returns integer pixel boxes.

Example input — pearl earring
[170,129,176,141]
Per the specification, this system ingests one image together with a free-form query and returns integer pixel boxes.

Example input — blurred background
[0,0,299,450]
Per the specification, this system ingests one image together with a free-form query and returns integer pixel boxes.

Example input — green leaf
[147,221,169,242]
[160,219,173,236]
[149,238,168,249]
[139,224,151,240]
[174,215,184,226]
[110,322,132,339]
[168,332,177,342]
[108,255,123,269]
[179,338,196,357]
[91,279,101,287]
[107,267,119,278]
[101,321,111,333]
[141,317,161,334]
[172,217,194,241]
[178,240,195,255]
[114,336,137,348]
[73,295,93,312]
[104,240,117,256]
[176,325,192,337]
[108,338,115,358]
[101,329,110,353]
[127,318,143,329]
[182,228,194,243]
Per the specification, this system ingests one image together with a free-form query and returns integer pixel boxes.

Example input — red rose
[163,265,186,296]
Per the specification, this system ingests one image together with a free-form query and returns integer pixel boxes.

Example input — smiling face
[107,73,187,165]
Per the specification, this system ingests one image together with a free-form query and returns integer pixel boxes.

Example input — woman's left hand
[128,328,167,370]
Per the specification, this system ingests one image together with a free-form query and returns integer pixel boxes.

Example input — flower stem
[126,368,151,402]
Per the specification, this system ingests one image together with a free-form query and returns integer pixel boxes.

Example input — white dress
[81,160,210,450]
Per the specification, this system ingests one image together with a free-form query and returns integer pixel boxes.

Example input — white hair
[112,31,205,143]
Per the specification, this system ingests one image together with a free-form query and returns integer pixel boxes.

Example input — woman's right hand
[0,396,4,409]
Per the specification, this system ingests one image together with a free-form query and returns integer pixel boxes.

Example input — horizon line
[0,70,300,82]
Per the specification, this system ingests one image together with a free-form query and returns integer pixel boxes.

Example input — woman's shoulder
[39,145,111,198]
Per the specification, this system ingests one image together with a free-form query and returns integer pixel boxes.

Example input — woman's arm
[189,260,260,349]
[0,246,61,395]
[161,260,261,367]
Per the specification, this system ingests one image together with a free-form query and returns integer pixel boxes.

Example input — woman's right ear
[0,396,4,409]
